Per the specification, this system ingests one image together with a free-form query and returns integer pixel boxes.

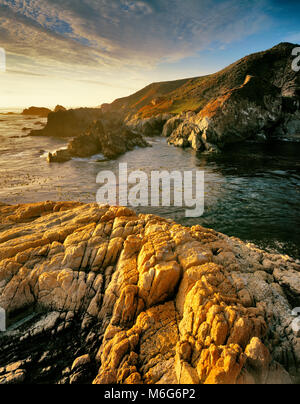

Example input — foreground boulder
[47,116,149,163]
[0,202,299,384]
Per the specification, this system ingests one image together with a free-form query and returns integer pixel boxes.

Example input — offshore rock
[0,202,299,384]
[47,116,149,163]
[21,107,52,118]
[30,108,103,138]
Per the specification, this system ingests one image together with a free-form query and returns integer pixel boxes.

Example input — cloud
[6,69,45,77]
[0,0,271,76]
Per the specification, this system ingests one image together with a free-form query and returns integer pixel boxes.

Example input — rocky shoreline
[0,202,299,384]
[28,43,300,163]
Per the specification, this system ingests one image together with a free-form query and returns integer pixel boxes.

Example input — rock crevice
[0,202,299,384]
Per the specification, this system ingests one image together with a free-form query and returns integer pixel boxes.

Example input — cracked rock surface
[0,201,299,384]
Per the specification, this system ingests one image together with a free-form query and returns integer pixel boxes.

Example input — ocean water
[0,110,300,259]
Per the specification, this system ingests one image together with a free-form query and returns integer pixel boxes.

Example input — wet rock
[47,149,72,163]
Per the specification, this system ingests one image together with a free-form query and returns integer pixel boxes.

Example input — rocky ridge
[0,202,299,384]
[109,43,300,151]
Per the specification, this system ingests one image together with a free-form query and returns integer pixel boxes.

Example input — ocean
[0,109,300,259]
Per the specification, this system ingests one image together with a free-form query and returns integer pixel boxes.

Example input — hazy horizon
[1,0,300,109]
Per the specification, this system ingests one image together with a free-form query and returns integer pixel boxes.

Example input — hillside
[107,42,299,120]
[30,42,300,157]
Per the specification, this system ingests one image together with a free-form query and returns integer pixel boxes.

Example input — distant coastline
[0,108,23,114]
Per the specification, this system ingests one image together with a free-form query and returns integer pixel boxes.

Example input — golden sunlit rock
[0,202,299,384]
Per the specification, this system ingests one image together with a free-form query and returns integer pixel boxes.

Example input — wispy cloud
[0,0,280,108]
[0,0,271,75]
[6,69,46,77]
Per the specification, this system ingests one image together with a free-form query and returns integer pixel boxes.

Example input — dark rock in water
[48,114,149,163]
[22,107,52,118]
[30,108,103,138]
[47,149,72,163]
[252,133,268,143]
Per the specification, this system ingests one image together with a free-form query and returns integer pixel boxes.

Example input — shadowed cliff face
[166,74,286,151]
[0,202,299,384]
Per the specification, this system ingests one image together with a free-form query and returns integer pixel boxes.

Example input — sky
[0,0,299,109]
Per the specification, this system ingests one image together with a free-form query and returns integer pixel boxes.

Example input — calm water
[0,110,300,259]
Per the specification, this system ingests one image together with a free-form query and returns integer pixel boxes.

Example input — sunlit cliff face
[0,0,299,108]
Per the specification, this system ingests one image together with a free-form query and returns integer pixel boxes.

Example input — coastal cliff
[126,43,300,151]
[0,202,299,384]
[106,43,299,122]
